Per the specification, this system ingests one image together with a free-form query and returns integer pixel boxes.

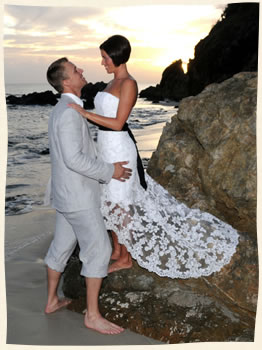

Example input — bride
[69,34,239,279]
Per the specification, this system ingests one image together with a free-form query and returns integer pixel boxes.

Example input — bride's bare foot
[84,312,124,334]
[108,260,132,273]
[110,249,121,260]
[45,297,72,314]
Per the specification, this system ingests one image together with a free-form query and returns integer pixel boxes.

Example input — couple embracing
[44,35,136,334]
[44,35,239,335]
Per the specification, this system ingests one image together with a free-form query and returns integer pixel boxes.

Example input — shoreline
[5,208,162,346]
[133,122,167,159]
[4,118,168,345]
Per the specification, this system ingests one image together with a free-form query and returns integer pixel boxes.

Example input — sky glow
[3,3,225,85]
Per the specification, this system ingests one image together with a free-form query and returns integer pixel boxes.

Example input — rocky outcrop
[63,228,257,343]
[159,59,189,100]
[148,72,257,238]
[187,3,258,96]
[140,60,189,102]
[81,81,107,109]
[6,90,58,106]
[62,72,258,343]
[139,84,164,103]
[140,3,258,101]
[5,81,107,108]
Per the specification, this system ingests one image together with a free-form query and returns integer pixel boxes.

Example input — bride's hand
[68,103,89,119]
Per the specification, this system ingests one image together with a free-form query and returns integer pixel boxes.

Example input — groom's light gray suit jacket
[48,94,114,212]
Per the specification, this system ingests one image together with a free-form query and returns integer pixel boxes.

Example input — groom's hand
[112,161,132,182]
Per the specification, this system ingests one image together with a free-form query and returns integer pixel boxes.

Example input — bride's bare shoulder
[121,76,137,90]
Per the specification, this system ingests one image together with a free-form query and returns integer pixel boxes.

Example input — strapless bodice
[94,91,119,118]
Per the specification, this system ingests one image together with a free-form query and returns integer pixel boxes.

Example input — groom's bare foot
[45,297,72,314]
[84,312,124,334]
[108,260,132,273]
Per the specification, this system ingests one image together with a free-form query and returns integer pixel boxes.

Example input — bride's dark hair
[100,35,131,67]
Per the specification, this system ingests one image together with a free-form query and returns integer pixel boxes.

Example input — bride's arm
[69,79,138,131]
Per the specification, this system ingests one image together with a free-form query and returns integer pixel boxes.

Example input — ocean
[4,82,177,259]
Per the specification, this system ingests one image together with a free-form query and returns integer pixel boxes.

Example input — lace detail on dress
[101,173,239,279]
[95,91,239,279]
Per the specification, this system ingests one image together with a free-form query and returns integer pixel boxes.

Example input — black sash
[99,123,147,190]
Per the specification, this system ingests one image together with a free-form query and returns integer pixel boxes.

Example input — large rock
[5,81,107,108]
[6,90,58,105]
[159,59,189,101]
[62,72,258,343]
[81,81,107,109]
[140,3,258,101]
[139,60,189,102]
[139,84,164,103]
[63,228,257,343]
[187,3,259,96]
[148,72,257,238]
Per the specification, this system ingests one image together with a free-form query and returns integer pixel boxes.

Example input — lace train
[101,173,239,279]
[95,90,239,279]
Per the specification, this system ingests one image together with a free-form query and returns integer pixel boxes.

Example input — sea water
[4,82,178,258]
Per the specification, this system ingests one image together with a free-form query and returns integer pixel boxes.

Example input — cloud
[3,3,224,84]
[4,4,109,66]
[4,5,103,32]
[4,5,107,56]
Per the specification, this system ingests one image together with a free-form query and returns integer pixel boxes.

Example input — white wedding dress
[94,91,239,279]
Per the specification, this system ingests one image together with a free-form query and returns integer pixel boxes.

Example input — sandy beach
[4,207,163,346]
[133,122,167,159]
[4,122,168,346]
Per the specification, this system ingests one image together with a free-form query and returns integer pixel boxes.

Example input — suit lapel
[60,95,98,157]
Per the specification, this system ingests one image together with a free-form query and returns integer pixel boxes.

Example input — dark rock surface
[81,81,107,109]
[148,72,257,238]
[140,3,258,102]
[187,3,258,96]
[62,72,258,343]
[159,59,189,101]
[64,228,257,343]
[5,81,107,108]
[139,84,164,103]
[6,90,58,106]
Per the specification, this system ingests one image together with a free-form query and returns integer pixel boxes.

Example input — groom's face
[63,61,87,94]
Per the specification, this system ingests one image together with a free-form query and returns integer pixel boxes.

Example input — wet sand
[5,208,163,346]
[4,122,168,346]
[133,122,167,159]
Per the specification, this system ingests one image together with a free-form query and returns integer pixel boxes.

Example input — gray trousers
[44,208,112,278]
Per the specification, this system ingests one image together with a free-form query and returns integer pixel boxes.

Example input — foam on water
[6,93,176,216]
[5,230,53,261]
[5,83,177,257]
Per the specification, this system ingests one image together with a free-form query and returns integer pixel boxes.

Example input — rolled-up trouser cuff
[80,262,109,278]
[45,208,112,278]
[44,254,67,273]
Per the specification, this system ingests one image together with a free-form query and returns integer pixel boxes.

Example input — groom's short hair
[47,57,69,93]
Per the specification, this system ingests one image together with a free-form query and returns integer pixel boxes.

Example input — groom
[44,57,131,334]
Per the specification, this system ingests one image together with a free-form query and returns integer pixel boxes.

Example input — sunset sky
[3,1,226,87]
